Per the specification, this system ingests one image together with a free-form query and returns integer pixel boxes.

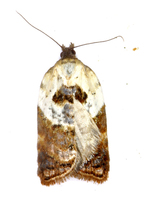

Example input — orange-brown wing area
[73,105,110,183]
[37,107,76,186]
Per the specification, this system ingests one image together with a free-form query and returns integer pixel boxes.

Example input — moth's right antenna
[16,11,62,48]
[73,36,124,49]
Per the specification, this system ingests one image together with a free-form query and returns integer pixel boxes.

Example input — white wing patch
[38,59,104,124]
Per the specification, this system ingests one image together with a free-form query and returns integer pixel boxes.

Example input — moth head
[60,43,76,59]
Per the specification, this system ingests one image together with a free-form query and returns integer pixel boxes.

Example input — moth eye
[60,52,64,58]
[71,49,76,55]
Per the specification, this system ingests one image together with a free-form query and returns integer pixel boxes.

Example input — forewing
[73,64,110,183]
[37,67,77,186]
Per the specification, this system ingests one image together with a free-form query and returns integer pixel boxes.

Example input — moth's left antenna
[16,11,62,48]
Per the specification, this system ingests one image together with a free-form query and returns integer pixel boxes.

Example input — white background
[0,0,144,199]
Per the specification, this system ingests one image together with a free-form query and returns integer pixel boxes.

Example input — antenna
[73,36,124,49]
[16,11,124,49]
[16,11,62,48]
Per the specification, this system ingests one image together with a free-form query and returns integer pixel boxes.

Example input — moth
[17,12,123,186]
[37,46,109,186]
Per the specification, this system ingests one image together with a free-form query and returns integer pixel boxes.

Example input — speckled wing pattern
[37,58,109,186]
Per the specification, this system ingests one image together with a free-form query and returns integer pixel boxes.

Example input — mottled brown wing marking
[93,105,107,134]
[37,106,76,186]
[52,84,87,104]
[74,85,88,103]
[75,142,109,183]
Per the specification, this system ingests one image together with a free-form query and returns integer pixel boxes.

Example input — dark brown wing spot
[52,84,88,104]
[75,86,87,103]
